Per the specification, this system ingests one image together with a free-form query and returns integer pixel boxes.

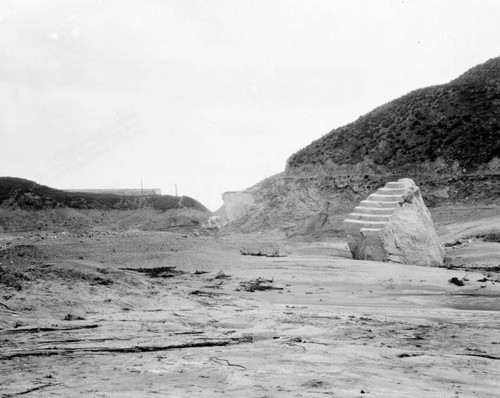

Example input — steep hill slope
[222,57,500,237]
[288,56,500,175]
[0,177,210,232]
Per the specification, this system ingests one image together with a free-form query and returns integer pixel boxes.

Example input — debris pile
[236,277,283,292]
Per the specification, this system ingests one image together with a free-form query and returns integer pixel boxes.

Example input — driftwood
[240,249,285,257]
[458,353,500,360]
[3,382,63,397]
[0,301,15,311]
[0,325,99,334]
[0,336,253,361]
[210,356,247,369]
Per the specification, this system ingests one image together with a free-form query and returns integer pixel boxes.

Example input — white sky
[0,0,498,210]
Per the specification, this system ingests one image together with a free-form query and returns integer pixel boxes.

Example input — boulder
[343,178,444,266]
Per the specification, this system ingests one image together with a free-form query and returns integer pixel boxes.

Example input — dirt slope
[0,177,210,232]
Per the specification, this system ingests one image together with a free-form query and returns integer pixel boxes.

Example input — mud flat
[1,215,500,397]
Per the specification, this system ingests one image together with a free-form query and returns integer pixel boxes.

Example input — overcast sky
[1,0,498,210]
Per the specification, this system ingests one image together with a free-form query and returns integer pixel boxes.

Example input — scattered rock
[193,270,209,275]
[445,239,470,248]
[92,276,114,286]
[397,353,423,358]
[63,313,85,321]
[12,320,26,328]
[190,290,222,297]
[448,276,466,286]
[214,271,231,279]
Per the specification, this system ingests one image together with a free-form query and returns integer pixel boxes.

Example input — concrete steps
[343,178,443,265]
[343,219,389,234]
[343,181,410,236]
[367,193,405,202]
[353,206,394,215]
[358,200,400,209]
[376,188,407,195]
[348,213,392,222]
[385,182,407,189]
[359,228,383,237]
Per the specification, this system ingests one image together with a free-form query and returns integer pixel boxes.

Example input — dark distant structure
[64,188,161,196]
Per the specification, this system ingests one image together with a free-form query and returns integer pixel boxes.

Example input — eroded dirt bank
[1,215,500,397]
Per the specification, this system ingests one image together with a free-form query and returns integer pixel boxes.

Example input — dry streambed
[0,227,500,397]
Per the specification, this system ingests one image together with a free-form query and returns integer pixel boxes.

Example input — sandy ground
[1,211,500,397]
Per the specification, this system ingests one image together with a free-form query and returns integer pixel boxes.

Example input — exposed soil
[1,209,499,397]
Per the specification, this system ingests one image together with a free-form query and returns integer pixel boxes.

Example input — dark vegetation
[288,57,500,172]
[0,177,208,212]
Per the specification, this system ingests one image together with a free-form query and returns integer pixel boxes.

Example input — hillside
[0,177,210,232]
[221,57,500,237]
[0,177,208,212]
[288,57,500,174]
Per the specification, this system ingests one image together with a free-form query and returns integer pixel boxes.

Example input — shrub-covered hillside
[288,57,500,173]
[0,177,208,212]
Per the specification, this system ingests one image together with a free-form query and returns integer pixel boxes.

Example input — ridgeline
[0,177,210,232]
[288,57,500,174]
[0,177,208,212]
